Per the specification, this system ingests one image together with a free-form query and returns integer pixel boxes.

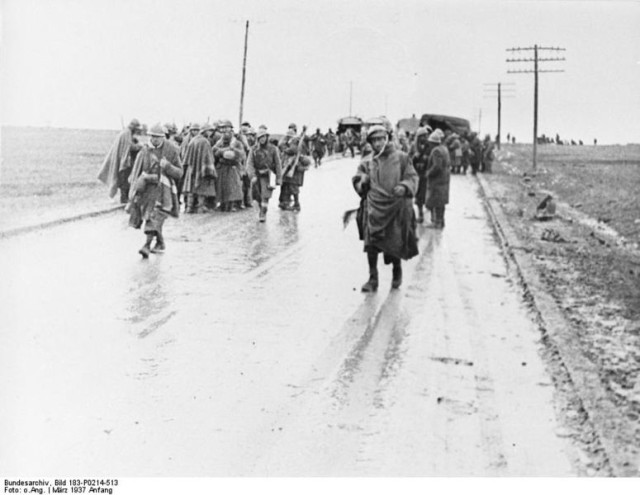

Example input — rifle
[283,127,307,178]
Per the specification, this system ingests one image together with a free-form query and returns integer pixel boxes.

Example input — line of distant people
[99,119,358,257]
[536,133,597,146]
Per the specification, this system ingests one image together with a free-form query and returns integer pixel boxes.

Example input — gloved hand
[393,185,406,197]
[250,176,258,185]
[355,175,369,193]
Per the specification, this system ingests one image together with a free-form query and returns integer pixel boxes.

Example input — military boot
[391,264,402,289]
[361,269,379,292]
[259,205,267,222]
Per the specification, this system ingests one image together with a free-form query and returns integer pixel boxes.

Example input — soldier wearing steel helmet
[212,119,246,212]
[126,123,183,258]
[246,126,282,222]
[279,134,311,211]
[177,122,201,205]
[239,125,257,208]
[97,118,143,204]
[352,124,419,292]
[182,123,218,214]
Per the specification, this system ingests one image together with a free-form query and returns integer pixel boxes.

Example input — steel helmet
[149,123,165,137]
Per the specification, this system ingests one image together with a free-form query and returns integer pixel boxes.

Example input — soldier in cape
[182,123,218,213]
[352,125,418,292]
[97,118,143,203]
[126,123,183,258]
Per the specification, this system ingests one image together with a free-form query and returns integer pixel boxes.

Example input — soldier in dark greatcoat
[425,129,451,229]
[410,126,433,223]
[310,128,327,167]
[213,120,246,212]
[280,136,311,211]
[246,127,282,222]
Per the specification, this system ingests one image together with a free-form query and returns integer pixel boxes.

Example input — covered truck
[419,114,471,136]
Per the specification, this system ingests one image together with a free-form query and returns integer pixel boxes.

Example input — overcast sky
[2,0,639,143]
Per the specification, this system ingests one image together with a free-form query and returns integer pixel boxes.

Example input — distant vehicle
[419,114,471,135]
[336,116,364,154]
[396,115,420,135]
[336,116,363,135]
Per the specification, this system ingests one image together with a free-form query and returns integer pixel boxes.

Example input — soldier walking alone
[126,124,183,258]
[352,125,419,292]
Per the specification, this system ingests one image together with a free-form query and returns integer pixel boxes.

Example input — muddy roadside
[479,143,640,476]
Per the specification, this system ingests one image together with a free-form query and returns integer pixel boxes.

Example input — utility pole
[238,20,249,128]
[506,44,565,169]
[483,82,515,149]
[349,81,353,116]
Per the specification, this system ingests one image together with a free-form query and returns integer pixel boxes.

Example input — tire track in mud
[245,232,439,475]
[127,212,311,338]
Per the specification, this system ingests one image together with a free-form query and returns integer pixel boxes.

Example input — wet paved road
[0,157,578,476]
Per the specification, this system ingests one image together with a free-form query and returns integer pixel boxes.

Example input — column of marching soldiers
[98,117,496,262]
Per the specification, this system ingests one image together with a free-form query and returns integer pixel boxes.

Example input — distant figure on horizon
[97,118,143,203]
[594,138,598,146]
[512,136,516,144]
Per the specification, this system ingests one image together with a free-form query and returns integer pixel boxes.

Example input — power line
[483,82,516,149]
[506,44,566,169]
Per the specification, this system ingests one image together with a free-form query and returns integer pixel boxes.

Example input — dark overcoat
[425,144,451,208]
[247,142,282,202]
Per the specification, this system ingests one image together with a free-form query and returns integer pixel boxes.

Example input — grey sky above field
[2,0,639,144]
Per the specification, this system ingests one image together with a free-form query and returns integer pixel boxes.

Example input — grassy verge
[486,143,640,456]
[0,126,121,229]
